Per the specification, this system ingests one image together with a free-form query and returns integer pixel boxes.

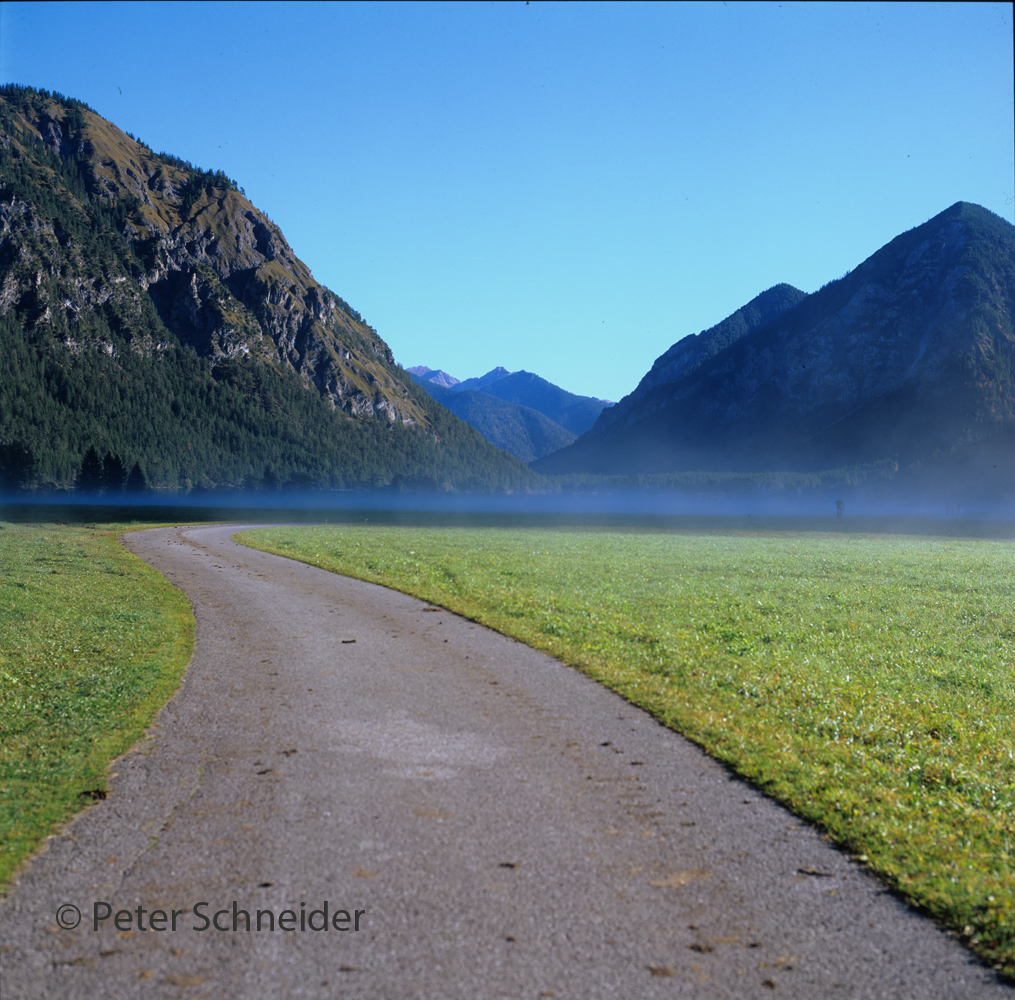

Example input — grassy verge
[239,522,1015,977]
[0,522,193,888]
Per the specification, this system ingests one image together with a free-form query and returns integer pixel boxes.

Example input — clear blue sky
[2,1,1012,402]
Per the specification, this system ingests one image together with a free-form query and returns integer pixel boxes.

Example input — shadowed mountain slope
[534,202,1015,495]
[623,283,807,406]
[472,370,613,437]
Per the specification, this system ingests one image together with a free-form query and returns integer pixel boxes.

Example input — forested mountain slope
[0,85,535,492]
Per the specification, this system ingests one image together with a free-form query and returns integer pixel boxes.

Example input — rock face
[0,87,425,425]
[535,202,1015,483]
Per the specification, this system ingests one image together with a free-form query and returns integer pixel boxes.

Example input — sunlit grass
[239,523,1015,976]
[0,522,193,887]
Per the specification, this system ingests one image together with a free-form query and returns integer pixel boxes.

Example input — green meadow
[0,522,192,887]
[240,522,1015,976]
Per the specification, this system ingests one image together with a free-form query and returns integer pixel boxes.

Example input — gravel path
[0,524,1007,999]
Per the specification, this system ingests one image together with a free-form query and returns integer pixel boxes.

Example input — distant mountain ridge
[406,366,460,389]
[473,370,614,437]
[409,379,576,464]
[454,367,513,393]
[407,365,613,461]
[534,202,1015,497]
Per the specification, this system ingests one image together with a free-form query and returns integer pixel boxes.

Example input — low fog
[3,487,1013,539]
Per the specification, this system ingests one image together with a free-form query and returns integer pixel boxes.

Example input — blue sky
[2,1,1012,402]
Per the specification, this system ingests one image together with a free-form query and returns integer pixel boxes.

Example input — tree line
[0,306,538,495]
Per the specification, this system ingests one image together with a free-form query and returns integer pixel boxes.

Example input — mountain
[407,366,460,389]
[454,367,512,393]
[0,85,536,492]
[623,283,807,405]
[408,364,612,461]
[421,365,613,436]
[472,370,613,437]
[409,378,576,464]
[534,202,1015,495]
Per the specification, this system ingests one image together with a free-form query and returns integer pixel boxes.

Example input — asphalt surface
[0,523,1008,999]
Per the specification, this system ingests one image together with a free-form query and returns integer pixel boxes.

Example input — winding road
[0,524,1007,998]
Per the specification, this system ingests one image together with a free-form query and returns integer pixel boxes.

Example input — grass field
[0,522,193,888]
[240,521,1015,977]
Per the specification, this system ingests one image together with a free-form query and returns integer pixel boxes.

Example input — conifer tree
[101,453,127,493]
[0,441,35,491]
[77,446,104,492]
[125,461,148,493]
